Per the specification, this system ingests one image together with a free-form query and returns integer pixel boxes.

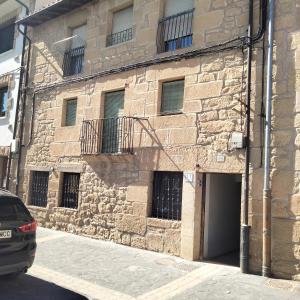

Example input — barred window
[0,21,15,54]
[152,171,183,221]
[65,98,77,126]
[161,80,184,114]
[61,173,80,209]
[30,171,49,207]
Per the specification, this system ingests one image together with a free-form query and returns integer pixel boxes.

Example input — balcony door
[102,90,125,153]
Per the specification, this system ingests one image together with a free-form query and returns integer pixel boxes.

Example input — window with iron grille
[152,171,183,221]
[107,6,134,46]
[64,98,77,126]
[0,21,15,54]
[157,0,194,53]
[61,173,80,209]
[30,171,49,207]
[0,86,8,117]
[63,25,86,77]
[161,79,184,114]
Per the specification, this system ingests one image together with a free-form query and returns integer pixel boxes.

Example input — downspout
[240,0,253,274]
[6,0,29,190]
[262,0,275,278]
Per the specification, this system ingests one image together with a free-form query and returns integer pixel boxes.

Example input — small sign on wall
[184,172,194,184]
[216,153,226,163]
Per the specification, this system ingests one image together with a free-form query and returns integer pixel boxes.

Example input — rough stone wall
[16,0,300,280]
[28,0,250,86]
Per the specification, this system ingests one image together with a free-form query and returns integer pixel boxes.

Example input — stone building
[14,0,300,280]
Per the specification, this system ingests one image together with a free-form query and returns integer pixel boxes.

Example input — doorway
[202,173,242,267]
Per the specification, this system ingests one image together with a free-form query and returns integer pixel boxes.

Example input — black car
[0,189,36,277]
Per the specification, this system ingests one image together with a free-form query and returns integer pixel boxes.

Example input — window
[0,86,8,117]
[0,21,15,54]
[63,25,86,76]
[64,98,77,126]
[161,79,184,114]
[107,6,134,46]
[61,173,80,209]
[157,0,194,53]
[152,172,183,221]
[30,171,49,207]
[102,90,124,153]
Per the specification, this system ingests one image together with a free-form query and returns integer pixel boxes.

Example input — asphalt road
[0,274,88,300]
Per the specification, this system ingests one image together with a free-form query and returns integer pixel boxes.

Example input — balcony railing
[80,117,135,155]
[62,46,85,77]
[157,9,194,53]
[106,27,134,47]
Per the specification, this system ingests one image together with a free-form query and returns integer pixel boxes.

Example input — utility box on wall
[229,132,245,150]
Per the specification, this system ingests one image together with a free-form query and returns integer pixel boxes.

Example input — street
[0,227,299,300]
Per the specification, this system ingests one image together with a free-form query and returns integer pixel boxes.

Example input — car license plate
[0,230,12,239]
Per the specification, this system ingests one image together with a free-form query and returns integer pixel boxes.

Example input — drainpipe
[262,0,275,278]
[6,0,29,190]
[240,0,253,274]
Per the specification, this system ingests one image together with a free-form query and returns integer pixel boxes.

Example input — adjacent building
[0,0,30,188]
[13,0,300,280]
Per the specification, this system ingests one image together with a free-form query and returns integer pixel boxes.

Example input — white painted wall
[204,174,241,259]
[0,1,28,148]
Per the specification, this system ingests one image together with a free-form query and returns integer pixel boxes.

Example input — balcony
[157,9,195,53]
[106,27,134,47]
[62,46,85,77]
[80,117,135,155]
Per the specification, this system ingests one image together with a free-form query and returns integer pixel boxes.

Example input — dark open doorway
[202,173,242,267]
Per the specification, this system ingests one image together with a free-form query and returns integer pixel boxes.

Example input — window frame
[0,20,15,55]
[63,98,78,127]
[60,172,80,209]
[29,171,49,208]
[0,86,8,118]
[159,79,185,115]
[151,171,183,221]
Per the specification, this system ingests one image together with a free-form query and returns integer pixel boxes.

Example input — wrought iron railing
[62,46,85,77]
[30,171,49,207]
[80,117,135,155]
[157,9,194,53]
[106,27,134,46]
[61,173,80,209]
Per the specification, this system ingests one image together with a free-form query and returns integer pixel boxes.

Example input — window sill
[27,205,47,210]
[158,111,183,117]
[0,48,15,58]
[55,207,78,212]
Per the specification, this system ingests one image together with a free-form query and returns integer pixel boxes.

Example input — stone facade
[13,0,300,280]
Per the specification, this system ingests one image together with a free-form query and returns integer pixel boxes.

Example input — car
[0,189,37,278]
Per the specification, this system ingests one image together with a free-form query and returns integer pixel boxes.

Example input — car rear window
[0,197,31,221]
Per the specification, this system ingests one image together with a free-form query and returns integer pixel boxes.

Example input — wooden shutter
[104,90,124,118]
[161,80,184,114]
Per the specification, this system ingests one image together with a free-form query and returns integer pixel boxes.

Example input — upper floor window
[0,86,8,117]
[107,6,134,47]
[63,25,86,77]
[160,79,184,115]
[157,0,194,53]
[64,98,77,127]
[0,21,15,54]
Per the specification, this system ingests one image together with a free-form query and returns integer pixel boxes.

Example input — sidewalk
[28,227,300,300]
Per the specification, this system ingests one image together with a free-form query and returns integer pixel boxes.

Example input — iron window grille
[30,171,49,207]
[157,9,194,53]
[152,171,183,221]
[61,173,80,209]
[0,21,15,54]
[80,117,135,155]
[62,45,85,77]
[106,27,134,47]
[0,86,8,117]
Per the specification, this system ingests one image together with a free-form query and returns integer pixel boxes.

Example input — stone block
[146,233,164,252]
[164,229,181,256]
[116,214,147,235]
